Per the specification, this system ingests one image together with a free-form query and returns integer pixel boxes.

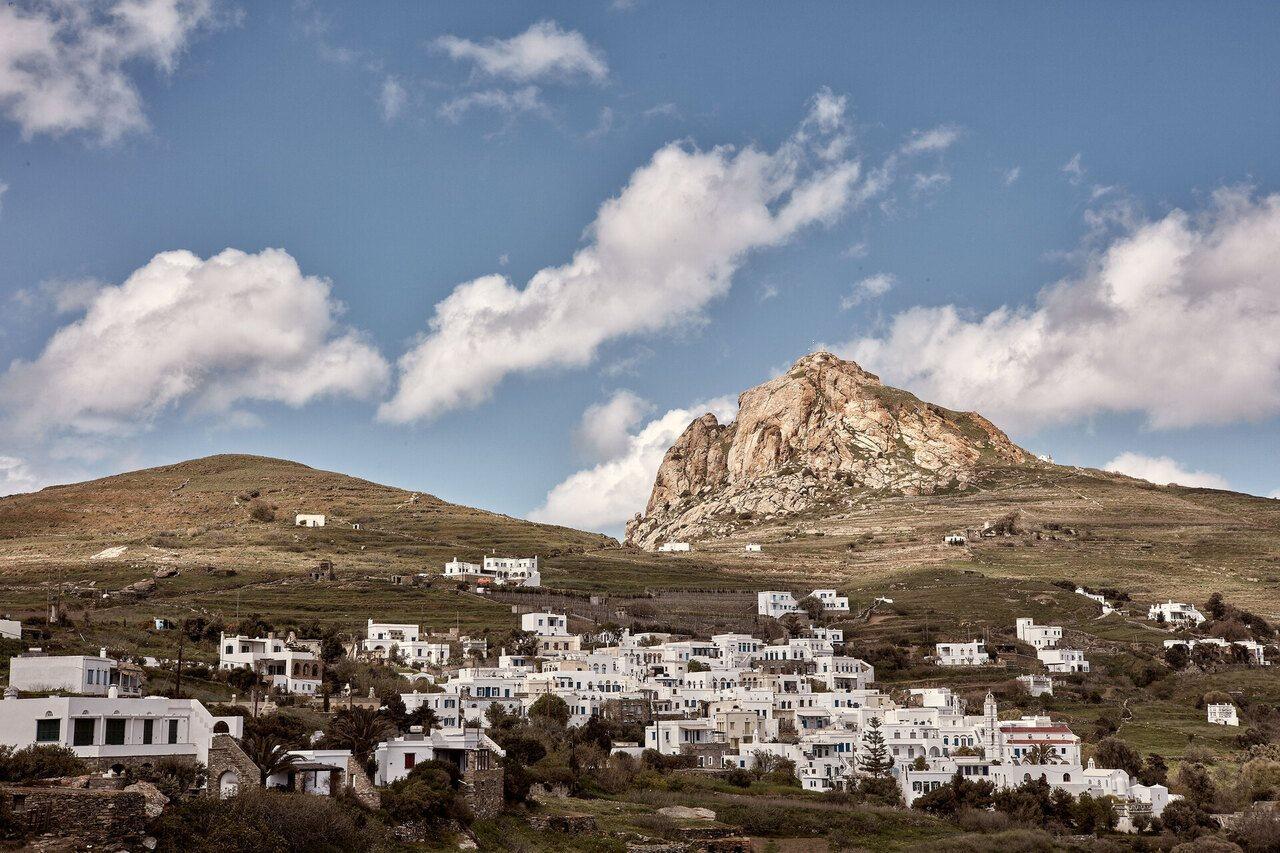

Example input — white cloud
[433,20,608,85]
[643,102,679,120]
[438,85,546,123]
[531,395,738,533]
[0,455,42,496]
[840,273,895,310]
[585,105,614,140]
[0,180,7,213]
[900,124,962,155]
[0,0,220,143]
[841,187,1280,431]
[573,390,654,463]
[758,283,779,303]
[1002,166,1021,186]
[1062,153,1086,185]
[379,76,407,122]
[1104,452,1230,490]
[1,247,389,438]
[380,90,866,423]
[912,172,950,195]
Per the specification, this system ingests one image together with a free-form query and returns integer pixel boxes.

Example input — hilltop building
[443,555,540,587]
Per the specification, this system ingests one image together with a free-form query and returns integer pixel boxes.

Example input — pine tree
[858,717,894,777]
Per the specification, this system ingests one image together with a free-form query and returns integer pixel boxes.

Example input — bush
[1230,804,1280,853]
[150,788,383,852]
[248,501,276,523]
[0,744,87,782]
[379,762,470,833]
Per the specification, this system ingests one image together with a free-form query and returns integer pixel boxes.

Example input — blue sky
[2,1,1279,536]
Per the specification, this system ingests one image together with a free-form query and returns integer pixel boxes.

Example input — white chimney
[100,647,108,658]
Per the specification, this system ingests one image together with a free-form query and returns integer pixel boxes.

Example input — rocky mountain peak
[626,351,1032,548]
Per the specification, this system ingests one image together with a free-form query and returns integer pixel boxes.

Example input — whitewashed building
[1015,618,1062,649]
[218,633,322,694]
[658,542,691,552]
[935,641,989,666]
[1017,674,1054,697]
[443,555,541,587]
[374,727,505,786]
[362,620,450,666]
[1037,647,1090,674]
[1148,600,1206,626]
[294,514,326,527]
[0,619,21,640]
[9,649,142,697]
[1207,703,1240,726]
[745,543,762,553]
[0,692,242,766]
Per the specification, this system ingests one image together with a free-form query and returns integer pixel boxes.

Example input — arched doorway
[218,769,240,799]
[213,720,230,734]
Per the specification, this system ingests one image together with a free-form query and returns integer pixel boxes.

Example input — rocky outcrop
[626,352,1031,548]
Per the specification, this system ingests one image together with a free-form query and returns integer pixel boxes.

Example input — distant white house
[1148,601,1206,626]
[1016,618,1063,649]
[1207,703,1240,726]
[9,649,142,697]
[745,543,762,553]
[935,640,989,666]
[658,542,691,552]
[757,589,849,618]
[1038,647,1090,674]
[295,514,326,527]
[443,555,540,587]
[374,727,505,786]
[1076,588,1116,616]
[943,534,967,546]
[0,619,21,640]
[1164,637,1269,666]
[520,612,580,657]
[1017,674,1054,697]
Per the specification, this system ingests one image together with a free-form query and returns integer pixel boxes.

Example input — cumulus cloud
[380,90,866,423]
[0,0,220,143]
[0,455,42,496]
[1,248,389,437]
[842,187,1280,431]
[1002,166,1021,186]
[1104,452,1230,490]
[531,395,738,533]
[433,20,608,85]
[438,85,546,122]
[379,76,407,122]
[573,390,654,463]
[840,273,895,310]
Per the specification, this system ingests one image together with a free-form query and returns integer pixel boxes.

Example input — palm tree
[406,704,440,732]
[327,706,396,767]
[241,731,299,786]
[1023,743,1060,765]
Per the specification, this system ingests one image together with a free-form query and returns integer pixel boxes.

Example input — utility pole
[174,634,184,699]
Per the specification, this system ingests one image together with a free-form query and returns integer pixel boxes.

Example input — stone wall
[206,733,261,797]
[462,766,504,819]
[2,784,147,846]
[345,755,380,808]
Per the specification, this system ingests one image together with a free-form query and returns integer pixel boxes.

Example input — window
[167,720,179,744]
[404,752,416,769]
[105,718,126,745]
[73,718,95,746]
[36,719,60,742]
[143,719,154,744]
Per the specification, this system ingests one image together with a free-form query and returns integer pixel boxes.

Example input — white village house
[9,649,142,697]
[443,555,541,587]
[1207,703,1240,726]
[657,542,691,552]
[362,619,451,666]
[294,513,326,527]
[0,691,242,767]
[757,589,850,618]
[935,640,989,666]
[218,633,322,694]
[1148,600,1206,626]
